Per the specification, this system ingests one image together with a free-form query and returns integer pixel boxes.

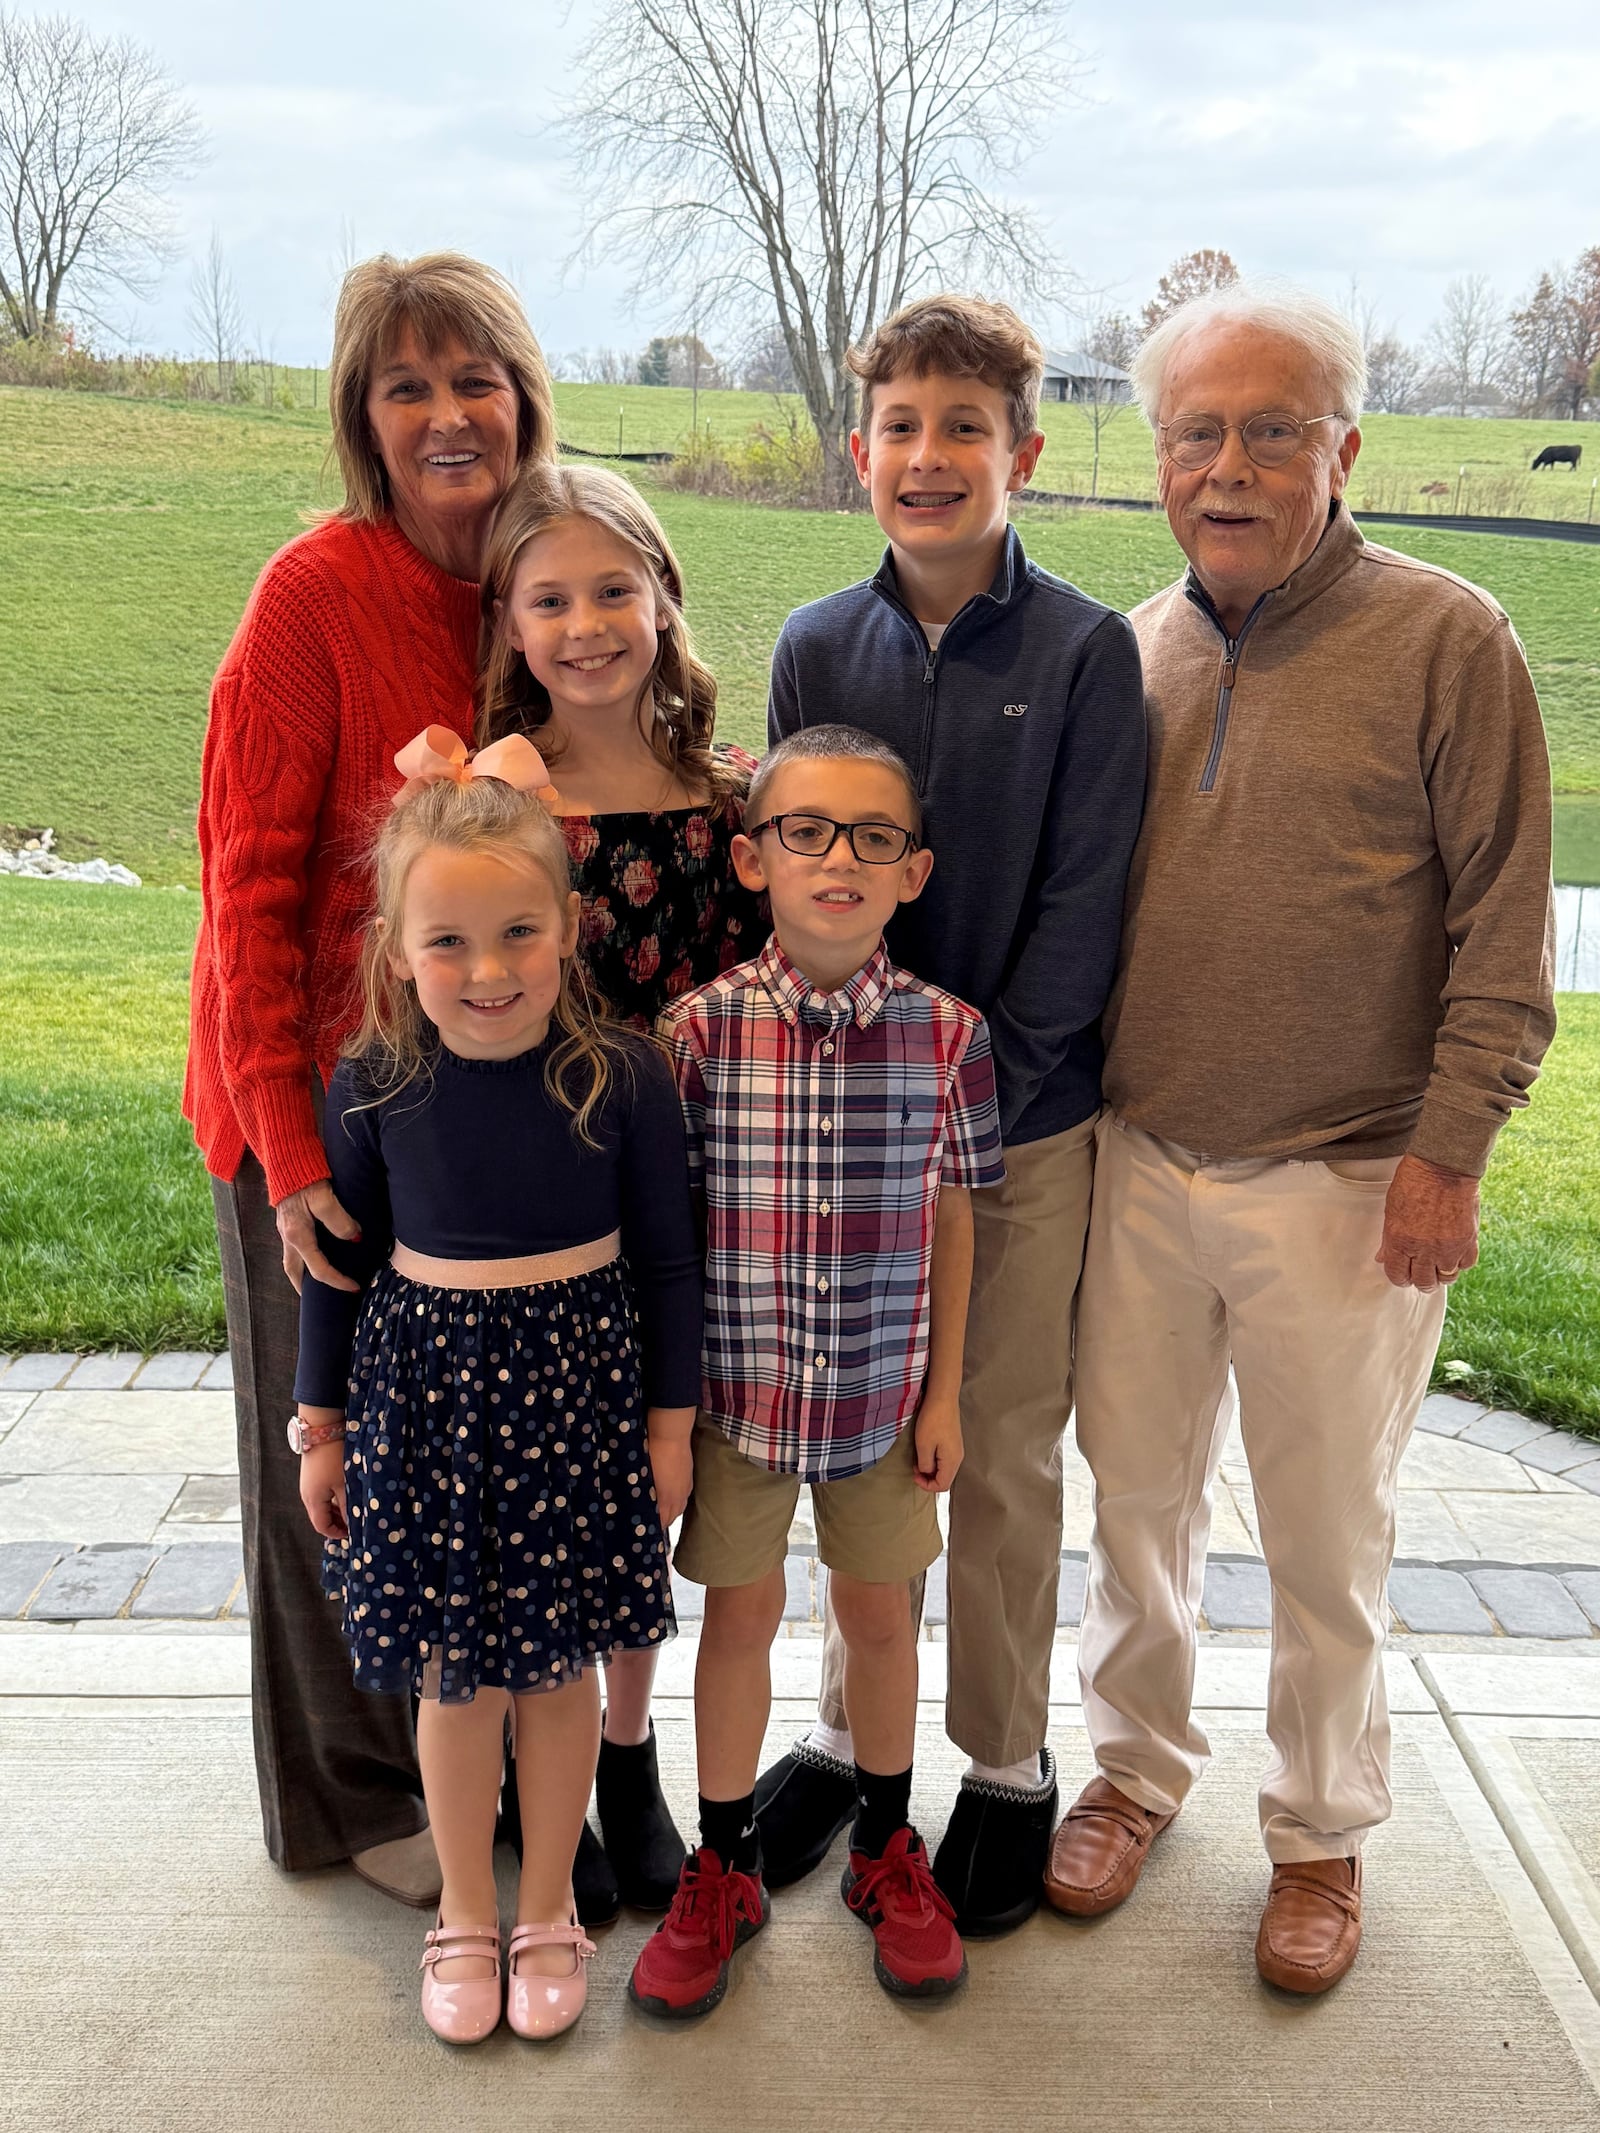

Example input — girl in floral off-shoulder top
[477,459,765,1912]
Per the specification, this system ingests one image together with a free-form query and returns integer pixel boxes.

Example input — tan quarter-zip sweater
[1103,504,1556,1177]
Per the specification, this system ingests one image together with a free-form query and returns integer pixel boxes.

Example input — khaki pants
[1075,1115,1447,1864]
[818,1115,1098,1763]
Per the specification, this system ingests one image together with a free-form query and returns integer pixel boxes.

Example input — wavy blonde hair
[327,252,557,522]
[477,462,736,804]
[344,775,624,1144]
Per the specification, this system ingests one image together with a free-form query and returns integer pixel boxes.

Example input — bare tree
[1071,310,1136,499]
[1557,247,1600,421]
[1426,274,1504,418]
[567,0,1080,501]
[186,228,242,396]
[0,12,204,341]
[1364,333,1426,415]
[1140,249,1239,335]
[740,318,800,394]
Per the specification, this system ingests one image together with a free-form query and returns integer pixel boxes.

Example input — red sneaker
[842,1826,967,1998]
[628,1846,770,2018]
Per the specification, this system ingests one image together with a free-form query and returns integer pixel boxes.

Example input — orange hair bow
[392,725,559,810]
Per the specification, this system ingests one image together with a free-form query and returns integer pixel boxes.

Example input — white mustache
[1186,492,1277,523]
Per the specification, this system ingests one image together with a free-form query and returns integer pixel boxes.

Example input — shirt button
[817,1276,830,1294]
[819,1199,831,1216]
[815,1354,827,1370]
[820,1117,833,1135]
[822,1041,834,1055]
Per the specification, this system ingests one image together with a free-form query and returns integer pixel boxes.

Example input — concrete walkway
[5,1357,1600,2128]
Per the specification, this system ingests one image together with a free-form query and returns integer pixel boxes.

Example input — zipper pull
[1220,656,1236,688]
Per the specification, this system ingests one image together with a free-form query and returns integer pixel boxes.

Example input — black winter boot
[595,1723,686,1911]
[573,1818,621,1929]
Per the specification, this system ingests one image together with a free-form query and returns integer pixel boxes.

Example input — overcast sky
[62,0,1600,366]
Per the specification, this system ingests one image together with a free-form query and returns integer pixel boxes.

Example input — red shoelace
[848,1838,957,1928]
[664,1850,762,1955]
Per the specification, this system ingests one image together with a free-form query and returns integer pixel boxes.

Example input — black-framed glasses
[1158,410,1342,472]
[749,813,919,864]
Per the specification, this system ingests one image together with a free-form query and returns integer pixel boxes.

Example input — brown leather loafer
[1042,1777,1175,1919]
[1255,1855,1362,1994]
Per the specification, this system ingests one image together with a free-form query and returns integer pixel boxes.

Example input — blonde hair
[477,462,734,804]
[848,293,1045,445]
[327,252,557,522]
[344,775,623,1144]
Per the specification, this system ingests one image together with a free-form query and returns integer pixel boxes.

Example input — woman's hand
[298,1437,349,1540]
[646,1407,696,1530]
[274,1179,361,1295]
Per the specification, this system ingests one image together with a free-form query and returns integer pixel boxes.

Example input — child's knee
[703,1565,787,1650]
[829,1572,913,1653]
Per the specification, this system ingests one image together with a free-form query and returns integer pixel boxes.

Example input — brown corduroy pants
[212,1154,425,1871]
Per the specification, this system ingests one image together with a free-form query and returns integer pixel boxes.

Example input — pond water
[1554,795,1599,992]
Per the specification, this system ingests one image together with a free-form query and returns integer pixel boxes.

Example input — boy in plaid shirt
[628,725,1004,2017]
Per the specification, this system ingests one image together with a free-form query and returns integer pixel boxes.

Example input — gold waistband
[390,1232,621,1290]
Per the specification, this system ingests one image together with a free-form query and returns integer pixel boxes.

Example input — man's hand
[298,1437,348,1539]
[647,1407,696,1529]
[275,1179,361,1295]
[1375,1153,1481,1291]
[913,1397,963,1494]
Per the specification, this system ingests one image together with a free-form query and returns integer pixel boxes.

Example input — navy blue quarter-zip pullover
[768,526,1147,1146]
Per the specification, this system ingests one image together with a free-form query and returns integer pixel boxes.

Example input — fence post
[617,406,624,455]
[1590,477,1596,525]
[1452,463,1465,513]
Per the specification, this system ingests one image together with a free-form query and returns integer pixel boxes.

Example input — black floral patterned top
[559,745,768,1031]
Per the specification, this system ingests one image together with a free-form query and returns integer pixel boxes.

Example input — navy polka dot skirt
[322,1260,675,1703]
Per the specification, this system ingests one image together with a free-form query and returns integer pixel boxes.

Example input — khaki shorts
[675,1419,942,1589]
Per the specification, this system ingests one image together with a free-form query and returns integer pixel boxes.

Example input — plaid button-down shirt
[657,936,1005,1482]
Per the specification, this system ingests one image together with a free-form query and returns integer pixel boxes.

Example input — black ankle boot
[595,1723,686,1911]
[573,1816,620,1928]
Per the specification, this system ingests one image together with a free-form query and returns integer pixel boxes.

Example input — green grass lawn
[2,385,1597,884]
[2,876,1594,1429]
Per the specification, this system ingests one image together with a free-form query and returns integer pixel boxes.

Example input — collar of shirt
[754,934,893,1034]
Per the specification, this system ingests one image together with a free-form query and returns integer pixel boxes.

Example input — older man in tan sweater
[1047,286,1555,1993]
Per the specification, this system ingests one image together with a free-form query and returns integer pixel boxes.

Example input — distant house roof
[1041,348,1131,383]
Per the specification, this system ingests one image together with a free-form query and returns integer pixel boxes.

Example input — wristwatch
[287,1415,345,1453]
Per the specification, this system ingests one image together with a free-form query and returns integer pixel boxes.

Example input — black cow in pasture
[1531,442,1582,470]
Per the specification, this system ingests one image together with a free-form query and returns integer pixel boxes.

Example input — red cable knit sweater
[183,514,480,1205]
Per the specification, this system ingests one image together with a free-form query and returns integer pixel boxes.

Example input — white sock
[805,1719,855,1765]
[966,1752,1046,1791]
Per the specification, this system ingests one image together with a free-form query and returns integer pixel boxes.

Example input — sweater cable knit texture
[184,514,480,1204]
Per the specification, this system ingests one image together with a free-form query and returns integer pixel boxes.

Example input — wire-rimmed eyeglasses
[1158,410,1343,472]
[748,813,919,864]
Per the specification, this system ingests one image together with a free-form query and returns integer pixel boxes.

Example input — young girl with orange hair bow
[292,749,701,2043]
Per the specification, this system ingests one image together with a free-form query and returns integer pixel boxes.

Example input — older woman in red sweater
[184,252,556,1899]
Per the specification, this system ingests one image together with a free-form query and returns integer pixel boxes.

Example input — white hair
[1131,281,1367,429]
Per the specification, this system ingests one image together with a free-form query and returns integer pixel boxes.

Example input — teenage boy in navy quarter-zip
[756,294,1148,1936]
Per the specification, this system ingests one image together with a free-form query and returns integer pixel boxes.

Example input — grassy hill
[3,384,1597,886]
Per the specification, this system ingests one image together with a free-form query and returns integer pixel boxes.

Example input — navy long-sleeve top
[294,1035,703,1411]
[769,526,1147,1146]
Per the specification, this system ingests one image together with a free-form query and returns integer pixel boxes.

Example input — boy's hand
[647,1406,696,1529]
[298,1440,348,1539]
[913,1397,963,1493]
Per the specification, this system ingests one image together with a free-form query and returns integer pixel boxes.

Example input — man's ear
[896,847,935,905]
[731,831,768,893]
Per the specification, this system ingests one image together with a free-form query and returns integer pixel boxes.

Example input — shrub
[660,408,852,508]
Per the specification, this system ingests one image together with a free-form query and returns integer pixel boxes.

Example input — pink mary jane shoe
[419,1918,503,2044]
[506,1921,597,2040]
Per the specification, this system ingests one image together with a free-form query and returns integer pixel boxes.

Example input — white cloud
[52,0,1600,360]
